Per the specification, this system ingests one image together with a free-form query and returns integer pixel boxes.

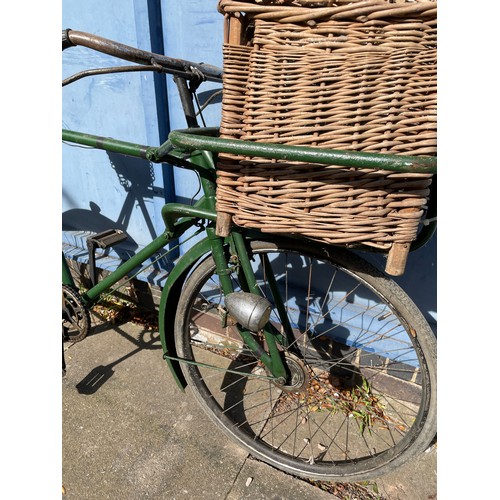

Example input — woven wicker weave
[216,0,437,275]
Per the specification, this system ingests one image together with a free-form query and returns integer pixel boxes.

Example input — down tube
[82,232,172,304]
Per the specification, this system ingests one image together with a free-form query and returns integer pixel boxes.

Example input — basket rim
[218,0,437,23]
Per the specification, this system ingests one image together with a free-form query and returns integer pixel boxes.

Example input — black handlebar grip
[62,29,75,51]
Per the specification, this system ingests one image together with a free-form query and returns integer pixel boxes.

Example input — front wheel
[174,239,436,482]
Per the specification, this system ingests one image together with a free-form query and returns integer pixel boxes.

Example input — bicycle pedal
[87,229,127,249]
[86,229,128,286]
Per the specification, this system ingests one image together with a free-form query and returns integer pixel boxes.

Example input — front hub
[273,353,310,393]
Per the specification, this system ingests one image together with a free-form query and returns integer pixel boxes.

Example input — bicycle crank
[62,285,91,343]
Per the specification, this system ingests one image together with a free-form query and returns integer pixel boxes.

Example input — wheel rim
[177,243,434,478]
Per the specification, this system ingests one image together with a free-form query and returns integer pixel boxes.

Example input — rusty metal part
[65,29,223,83]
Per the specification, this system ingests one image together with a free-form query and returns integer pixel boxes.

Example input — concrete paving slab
[63,322,248,499]
[63,320,436,499]
[226,458,334,500]
[374,444,437,500]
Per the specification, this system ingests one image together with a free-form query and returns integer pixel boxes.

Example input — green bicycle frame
[62,128,290,382]
[62,126,437,385]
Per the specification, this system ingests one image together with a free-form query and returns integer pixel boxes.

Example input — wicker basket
[216,0,437,275]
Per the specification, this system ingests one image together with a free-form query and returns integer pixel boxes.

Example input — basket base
[214,210,414,276]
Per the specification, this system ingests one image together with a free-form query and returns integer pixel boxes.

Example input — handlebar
[62,29,223,85]
[62,29,75,51]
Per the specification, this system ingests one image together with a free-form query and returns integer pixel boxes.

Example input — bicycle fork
[208,228,289,383]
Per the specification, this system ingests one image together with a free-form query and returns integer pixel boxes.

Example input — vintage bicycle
[62,24,437,483]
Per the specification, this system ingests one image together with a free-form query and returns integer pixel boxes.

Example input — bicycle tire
[174,239,436,481]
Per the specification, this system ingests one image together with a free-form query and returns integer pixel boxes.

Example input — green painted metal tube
[168,128,437,174]
[231,231,259,295]
[205,227,280,374]
[230,231,287,379]
[161,203,217,235]
[82,232,171,303]
[187,150,218,208]
[205,227,234,296]
[63,127,437,174]
[63,129,153,159]
[62,130,220,193]
[260,253,294,347]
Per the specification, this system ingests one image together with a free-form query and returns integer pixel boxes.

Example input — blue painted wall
[62,0,224,282]
[62,0,436,329]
